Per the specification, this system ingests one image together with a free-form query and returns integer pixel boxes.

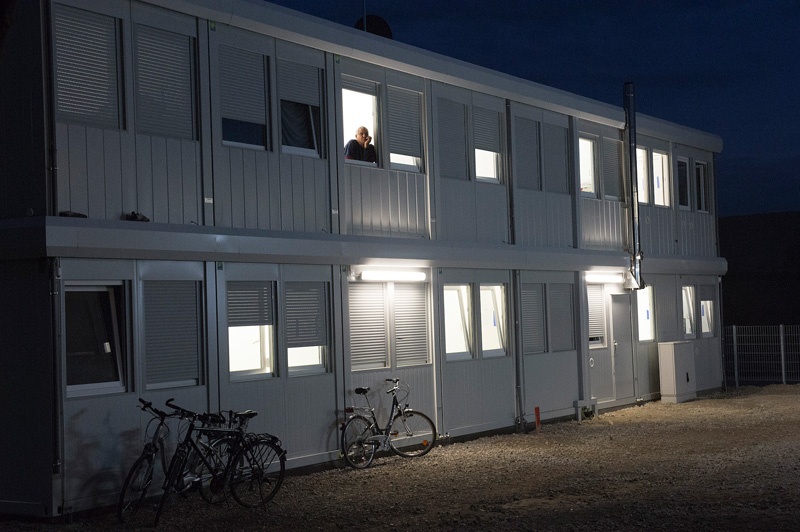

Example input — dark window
[65,286,126,392]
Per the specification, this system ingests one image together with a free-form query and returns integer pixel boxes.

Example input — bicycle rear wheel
[117,451,156,524]
[389,410,436,458]
[230,437,286,508]
[341,415,376,469]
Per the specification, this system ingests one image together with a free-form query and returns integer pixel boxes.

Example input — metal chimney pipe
[624,82,642,289]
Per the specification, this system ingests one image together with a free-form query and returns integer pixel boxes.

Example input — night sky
[265,0,799,217]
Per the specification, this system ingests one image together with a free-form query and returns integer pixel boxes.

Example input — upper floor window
[580,131,624,201]
[53,4,122,129]
[636,147,649,203]
[65,284,127,396]
[342,78,378,166]
[677,158,690,209]
[513,117,542,190]
[652,151,670,207]
[695,162,709,212]
[436,87,505,183]
[135,24,197,140]
[219,45,269,148]
[387,86,424,172]
[278,60,323,157]
[473,108,502,182]
[579,137,597,196]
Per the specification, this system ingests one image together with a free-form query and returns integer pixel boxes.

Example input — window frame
[64,283,127,397]
[579,136,598,197]
[277,56,325,159]
[700,299,715,338]
[636,146,649,204]
[227,281,276,379]
[695,161,710,213]
[284,281,330,376]
[587,283,606,347]
[636,285,655,342]
[479,284,507,358]
[652,150,671,207]
[677,157,691,210]
[681,285,696,338]
[443,284,473,361]
[218,44,270,150]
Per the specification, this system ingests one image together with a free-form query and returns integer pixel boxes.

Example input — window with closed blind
[521,283,546,354]
[388,86,423,171]
[219,45,269,148]
[349,282,430,371]
[144,280,202,388]
[134,24,197,140]
[52,4,122,129]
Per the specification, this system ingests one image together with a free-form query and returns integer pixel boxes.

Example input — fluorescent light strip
[359,270,427,282]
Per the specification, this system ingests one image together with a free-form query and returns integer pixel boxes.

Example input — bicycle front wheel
[155,448,187,526]
[341,415,376,469]
[117,451,156,524]
[230,437,286,508]
[389,410,436,458]
[198,436,234,504]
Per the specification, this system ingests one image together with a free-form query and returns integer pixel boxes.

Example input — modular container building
[0,0,726,517]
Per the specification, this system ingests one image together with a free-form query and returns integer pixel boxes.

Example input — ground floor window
[701,299,714,337]
[65,284,126,395]
[682,286,695,338]
[285,282,329,375]
[587,284,606,347]
[444,282,508,361]
[444,284,473,361]
[637,286,655,342]
[227,281,275,377]
[350,280,430,370]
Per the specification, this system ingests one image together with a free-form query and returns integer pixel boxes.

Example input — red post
[534,406,541,433]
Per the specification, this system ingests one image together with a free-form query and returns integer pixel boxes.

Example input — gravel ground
[4,384,800,531]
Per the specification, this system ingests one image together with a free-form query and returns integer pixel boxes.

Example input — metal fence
[724,325,800,387]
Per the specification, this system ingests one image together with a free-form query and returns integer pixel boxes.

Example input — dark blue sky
[266,0,799,217]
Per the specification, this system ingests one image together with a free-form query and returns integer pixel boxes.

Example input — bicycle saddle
[233,409,258,419]
[355,387,370,395]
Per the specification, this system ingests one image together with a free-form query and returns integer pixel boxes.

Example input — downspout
[623,82,642,289]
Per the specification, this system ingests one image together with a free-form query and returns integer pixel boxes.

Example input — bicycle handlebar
[165,398,199,420]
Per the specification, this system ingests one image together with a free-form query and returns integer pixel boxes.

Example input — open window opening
[65,284,127,396]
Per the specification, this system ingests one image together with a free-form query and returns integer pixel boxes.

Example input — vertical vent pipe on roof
[624,82,642,289]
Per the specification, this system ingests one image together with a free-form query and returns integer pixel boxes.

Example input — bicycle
[341,378,437,469]
[117,398,228,525]
[155,399,286,526]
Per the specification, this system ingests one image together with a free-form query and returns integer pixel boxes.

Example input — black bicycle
[154,399,286,525]
[341,378,437,469]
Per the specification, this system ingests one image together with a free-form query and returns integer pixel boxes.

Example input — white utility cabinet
[658,341,696,403]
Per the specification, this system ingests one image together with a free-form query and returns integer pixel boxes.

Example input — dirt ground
[4,384,800,531]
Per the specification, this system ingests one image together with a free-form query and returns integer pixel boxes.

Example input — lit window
[227,281,275,377]
[65,285,126,396]
[285,282,329,375]
[652,151,670,206]
[480,284,506,357]
[701,300,714,337]
[342,86,378,165]
[587,284,605,346]
[636,147,649,203]
[682,286,695,337]
[388,86,423,172]
[474,107,502,182]
[636,286,655,342]
[444,284,472,361]
[579,137,596,196]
